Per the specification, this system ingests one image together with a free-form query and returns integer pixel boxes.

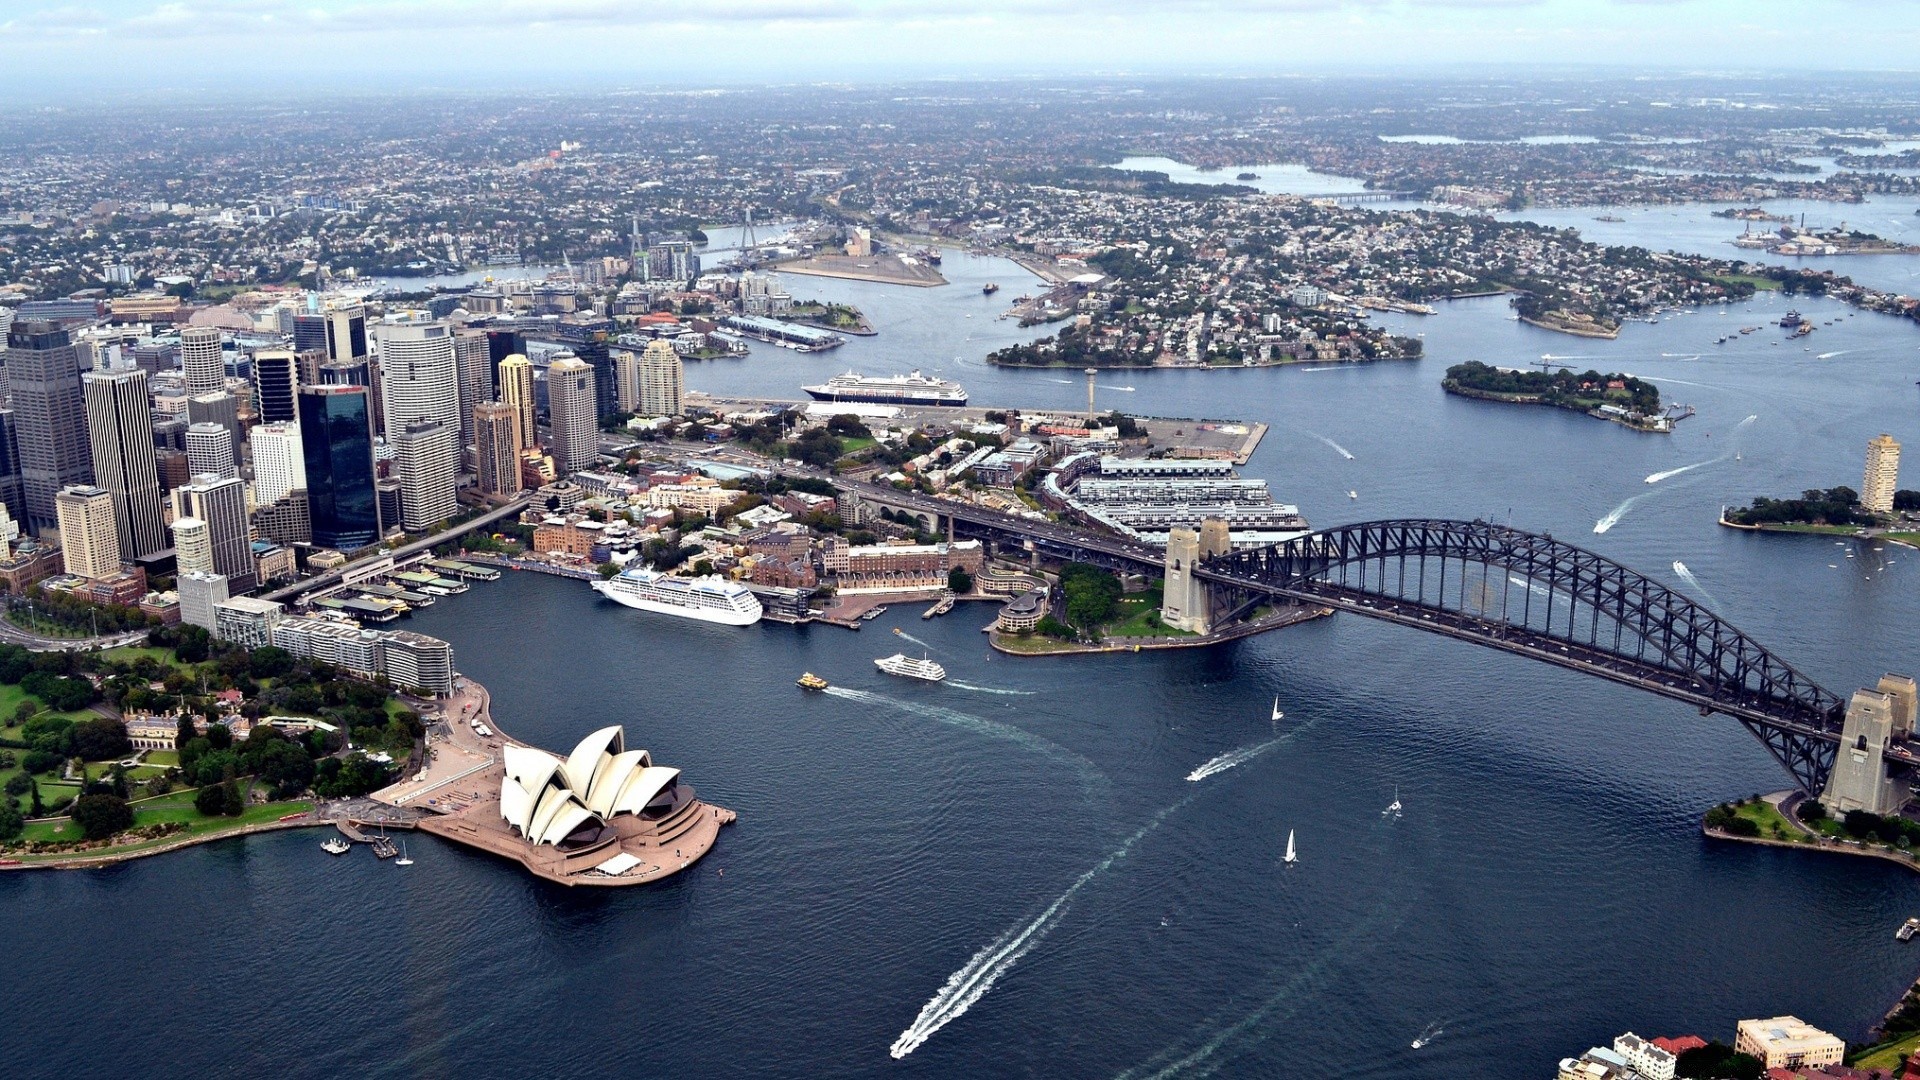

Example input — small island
[1442,361,1675,432]
[1235,172,1259,181]
[787,300,876,335]
[988,321,1422,369]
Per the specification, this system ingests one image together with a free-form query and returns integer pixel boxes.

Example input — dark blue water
[6,232,1920,1077]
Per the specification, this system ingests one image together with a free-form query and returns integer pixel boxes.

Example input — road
[0,616,148,653]
[259,495,533,603]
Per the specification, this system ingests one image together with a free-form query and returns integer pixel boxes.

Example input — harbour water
[6,216,1920,1078]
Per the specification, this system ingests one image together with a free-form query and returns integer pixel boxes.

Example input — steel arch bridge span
[1196,519,1848,792]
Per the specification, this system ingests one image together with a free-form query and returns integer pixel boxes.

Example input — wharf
[684,394,1268,465]
[773,252,946,288]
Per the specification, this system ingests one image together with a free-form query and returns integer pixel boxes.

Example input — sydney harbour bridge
[841,481,1890,795]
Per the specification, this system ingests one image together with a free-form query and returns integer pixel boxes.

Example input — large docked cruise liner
[591,565,763,626]
[802,370,967,407]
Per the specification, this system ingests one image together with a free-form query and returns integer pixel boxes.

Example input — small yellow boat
[797,672,829,691]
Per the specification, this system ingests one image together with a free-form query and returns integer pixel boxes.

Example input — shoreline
[1442,382,1671,433]
[1,816,327,871]
[1519,314,1622,339]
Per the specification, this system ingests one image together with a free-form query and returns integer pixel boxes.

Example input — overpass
[260,495,534,604]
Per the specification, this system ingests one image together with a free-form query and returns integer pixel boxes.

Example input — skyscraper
[251,348,299,423]
[54,485,119,580]
[546,356,598,477]
[178,325,225,397]
[82,368,165,559]
[291,312,327,355]
[0,410,25,528]
[250,422,306,505]
[298,385,379,551]
[453,328,492,451]
[614,348,643,413]
[638,338,684,418]
[392,420,458,530]
[5,322,95,533]
[1864,433,1902,514]
[185,422,237,480]
[187,391,242,450]
[376,320,460,438]
[498,353,536,450]
[173,473,256,592]
[473,401,523,500]
[323,307,368,366]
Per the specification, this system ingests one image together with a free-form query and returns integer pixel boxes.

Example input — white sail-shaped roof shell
[498,726,687,846]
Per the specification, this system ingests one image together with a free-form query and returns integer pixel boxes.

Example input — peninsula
[1441,361,1674,432]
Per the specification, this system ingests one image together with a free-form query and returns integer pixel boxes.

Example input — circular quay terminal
[15,3,1920,1078]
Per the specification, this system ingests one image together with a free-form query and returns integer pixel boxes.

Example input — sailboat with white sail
[1271,696,1284,722]
[1383,786,1402,819]
[1283,829,1297,865]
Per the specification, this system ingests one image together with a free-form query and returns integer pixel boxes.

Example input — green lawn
[1759,522,1866,537]
[1732,799,1805,842]
[16,788,313,851]
[144,750,178,767]
[1884,532,1920,549]
[1104,597,1195,639]
[1712,273,1784,291]
[100,645,184,667]
[0,683,43,722]
[1851,1029,1920,1072]
[993,633,1085,654]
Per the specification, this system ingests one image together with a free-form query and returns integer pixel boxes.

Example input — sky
[4,0,1920,95]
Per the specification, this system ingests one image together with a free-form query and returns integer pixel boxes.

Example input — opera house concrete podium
[416,725,735,886]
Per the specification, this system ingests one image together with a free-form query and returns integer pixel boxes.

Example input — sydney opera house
[416,725,734,886]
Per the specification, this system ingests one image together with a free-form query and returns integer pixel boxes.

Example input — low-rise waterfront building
[1733,1017,1845,1071]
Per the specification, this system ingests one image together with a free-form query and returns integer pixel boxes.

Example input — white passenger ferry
[591,566,763,626]
[875,653,946,682]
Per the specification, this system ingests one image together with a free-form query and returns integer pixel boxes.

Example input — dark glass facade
[297,385,378,550]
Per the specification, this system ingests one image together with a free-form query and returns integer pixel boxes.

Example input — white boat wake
[1645,459,1715,484]
[1309,433,1355,460]
[1540,353,1601,361]
[1508,575,1553,599]
[1412,1020,1446,1049]
[1594,493,1649,534]
[1186,717,1317,783]
[892,629,937,652]
[889,796,1197,1059]
[1099,384,1136,392]
[824,687,1094,777]
[1816,349,1852,359]
[1672,561,1726,612]
[947,680,1036,696]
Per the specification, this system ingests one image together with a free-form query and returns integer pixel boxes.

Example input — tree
[175,715,197,750]
[194,782,228,816]
[69,793,133,840]
[12,700,35,724]
[948,566,974,594]
[248,646,295,679]
[597,562,621,579]
[0,803,21,842]
[69,718,131,762]
[220,779,245,816]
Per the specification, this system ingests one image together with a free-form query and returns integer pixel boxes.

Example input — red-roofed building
[1655,1036,1708,1057]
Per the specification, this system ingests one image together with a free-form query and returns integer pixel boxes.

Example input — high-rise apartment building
[453,328,492,451]
[178,325,225,397]
[171,515,213,573]
[546,357,598,477]
[637,339,683,418]
[251,348,299,423]
[54,485,119,580]
[497,353,536,451]
[173,473,256,592]
[392,420,458,530]
[323,307,368,365]
[1864,433,1902,515]
[81,368,165,559]
[5,322,95,533]
[614,348,643,413]
[185,422,237,480]
[376,320,460,438]
[297,385,379,551]
[291,312,328,355]
[473,401,523,500]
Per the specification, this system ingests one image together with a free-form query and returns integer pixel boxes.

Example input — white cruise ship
[592,566,763,626]
[802,370,967,407]
[875,653,946,682]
